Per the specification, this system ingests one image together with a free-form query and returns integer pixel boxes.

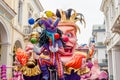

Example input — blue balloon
[28,18,34,25]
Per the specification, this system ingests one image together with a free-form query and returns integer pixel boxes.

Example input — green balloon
[30,38,37,44]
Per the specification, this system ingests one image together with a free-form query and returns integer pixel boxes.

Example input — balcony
[111,16,120,34]
[23,26,32,35]
[23,26,32,40]
[99,59,108,70]
[111,3,120,33]
[95,42,106,48]
[102,58,108,63]
[99,62,108,67]
[0,0,16,20]
[92,25,105,36]
[92,25,105,32]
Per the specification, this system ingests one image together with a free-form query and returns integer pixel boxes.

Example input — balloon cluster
[1,65,7,80]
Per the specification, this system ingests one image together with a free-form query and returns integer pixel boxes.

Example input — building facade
[101,0,120,80]
[0,0,43,78]
[92,25,108,71]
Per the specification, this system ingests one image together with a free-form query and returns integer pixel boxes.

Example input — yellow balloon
[45,11,53,17]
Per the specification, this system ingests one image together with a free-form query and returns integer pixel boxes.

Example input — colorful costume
[33,18,65,80]
[11,8,108,80]
[31,9,87,80]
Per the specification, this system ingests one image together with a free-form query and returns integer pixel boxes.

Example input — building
[0,0,43,78]
[92,25,108,71]
[101,0,120,80]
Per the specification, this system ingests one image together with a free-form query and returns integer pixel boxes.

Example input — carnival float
[0,9,108,80]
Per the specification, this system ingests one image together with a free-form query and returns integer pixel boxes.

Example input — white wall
[97,48,106,63]
[96,32,105,42]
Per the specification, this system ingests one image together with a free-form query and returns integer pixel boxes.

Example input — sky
[39,0,104,44]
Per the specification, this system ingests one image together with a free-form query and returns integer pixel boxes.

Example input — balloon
[28,18,34,25]
[45,11,53,17]
[30,38,37,44]
[54,33,60,39]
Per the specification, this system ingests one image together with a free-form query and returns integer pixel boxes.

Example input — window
[28,7,33,18]
[23,26,32,34]
[110,1,115,22]
[106,9,110,29]
[18,0,23,25]
[27,4,34,34]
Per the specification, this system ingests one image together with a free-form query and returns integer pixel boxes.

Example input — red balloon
[54,33,60,39]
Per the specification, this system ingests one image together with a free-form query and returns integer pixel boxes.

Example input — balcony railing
[99,59,108,68]
[23,26,32,40]
[102,59,108,63]
[95,42,106,48]
[0,0,16,19]
[23,26,32,35]
[111,11,120,33]
[111,15,120,34]
[92,25,105,32]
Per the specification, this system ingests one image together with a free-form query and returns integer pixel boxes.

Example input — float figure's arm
[33,45,45,55]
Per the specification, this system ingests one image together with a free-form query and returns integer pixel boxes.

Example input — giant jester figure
[31,8,90,80]
[14,8,108,80]
[24,8,86,80]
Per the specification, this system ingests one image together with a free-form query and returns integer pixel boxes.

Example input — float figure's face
[58,25,77,56]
